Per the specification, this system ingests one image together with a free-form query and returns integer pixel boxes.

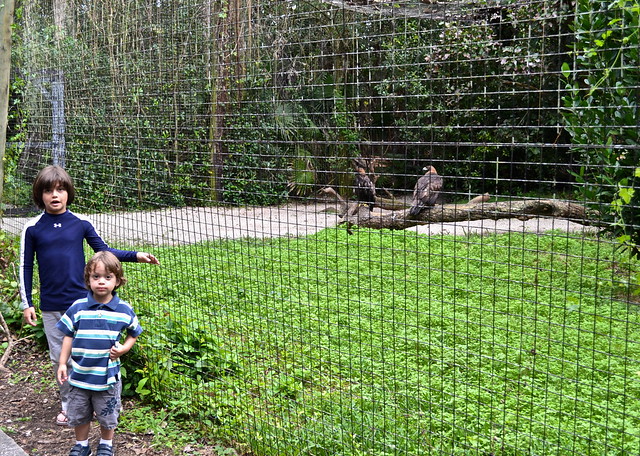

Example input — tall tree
[53,0,68,39]
[0,0,15,202]
[50,0,67,167]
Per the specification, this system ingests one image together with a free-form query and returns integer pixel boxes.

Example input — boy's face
[88,261,121,303]
[42,183,68,214]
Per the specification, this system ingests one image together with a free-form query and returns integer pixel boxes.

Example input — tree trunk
[0,0,14,205]
[207,0,228,202]
[53,0,67,39]
[52,0,67,167]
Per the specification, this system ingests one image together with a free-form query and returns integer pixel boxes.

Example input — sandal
[56,410,69,426]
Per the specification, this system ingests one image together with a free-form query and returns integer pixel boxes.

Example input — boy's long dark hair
[32,165,76,209]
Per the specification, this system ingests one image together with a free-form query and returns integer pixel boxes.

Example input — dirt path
[0,342,222,456]
[0,202,595,246]
[1,203,342,245]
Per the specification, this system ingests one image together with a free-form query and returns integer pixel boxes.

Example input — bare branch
[0,289,22,372]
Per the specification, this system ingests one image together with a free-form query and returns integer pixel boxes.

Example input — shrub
[562,0,639,258]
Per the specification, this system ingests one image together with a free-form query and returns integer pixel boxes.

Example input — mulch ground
[0,341,222,456]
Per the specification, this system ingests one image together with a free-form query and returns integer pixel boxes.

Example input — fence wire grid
[2,0,639,455]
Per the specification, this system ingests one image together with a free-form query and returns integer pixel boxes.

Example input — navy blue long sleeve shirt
[19,210,138,312]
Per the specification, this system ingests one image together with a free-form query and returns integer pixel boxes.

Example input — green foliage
[119,405,241,454]
[562,0,639,258]
[4,22,32,208]
[120,228,639,455]
[220,97,326,205]
[374,4,572,194]
[288,150,317,197]
[222,140,289,206]
[117,305,243,439]
[12,0,582,208]
[148,318,239,379]
[14,6,215,211]
[0,231,46,348]
[0,232,19,304]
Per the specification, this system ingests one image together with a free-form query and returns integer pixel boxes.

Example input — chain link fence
[2,0,638,454]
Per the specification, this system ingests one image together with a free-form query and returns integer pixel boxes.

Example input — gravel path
[0,202,596,246]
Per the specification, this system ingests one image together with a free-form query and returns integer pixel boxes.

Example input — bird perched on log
[409,166,443,216]
[354,165,376,212]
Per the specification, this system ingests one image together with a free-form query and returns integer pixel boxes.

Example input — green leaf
[618,187,634,204]
[135,378,151,396]
[616,234,631,244]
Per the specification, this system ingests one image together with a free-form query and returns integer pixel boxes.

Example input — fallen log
[318,187,594,231]
[318,187,407,216]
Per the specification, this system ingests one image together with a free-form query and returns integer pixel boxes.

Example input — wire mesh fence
[2,0,639,454]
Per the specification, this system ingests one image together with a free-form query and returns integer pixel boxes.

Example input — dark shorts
[66,382,122,429]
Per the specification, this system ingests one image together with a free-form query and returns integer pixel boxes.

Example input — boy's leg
[93,382,122,454]
[66,387,94,455]
[98,426,115,453]
[100,427,115,440]
[66,386,95,428]
[96,428,115,456]
[92,382,121,427]
[42,311,72,416]
[73,422,92,441]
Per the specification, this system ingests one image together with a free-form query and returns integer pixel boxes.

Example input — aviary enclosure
[3,0,639,454]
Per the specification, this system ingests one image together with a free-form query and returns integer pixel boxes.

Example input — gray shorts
[66,382,122,429]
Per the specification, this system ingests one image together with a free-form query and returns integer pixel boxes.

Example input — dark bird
[409,166,443,216]
[354,166,376,212]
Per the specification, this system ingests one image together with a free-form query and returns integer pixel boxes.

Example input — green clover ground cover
[124,227,640,456]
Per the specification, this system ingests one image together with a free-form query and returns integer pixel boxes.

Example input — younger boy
[57,251,142,456]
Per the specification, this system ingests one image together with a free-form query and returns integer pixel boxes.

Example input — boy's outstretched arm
[57,336,73,384]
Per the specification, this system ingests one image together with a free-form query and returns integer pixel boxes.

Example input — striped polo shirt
[56,292,143,391]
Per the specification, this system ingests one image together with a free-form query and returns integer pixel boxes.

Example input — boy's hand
[57,365,68,384]
[136,252,160,264]
[109,342,129,360]
[23,307,37,326]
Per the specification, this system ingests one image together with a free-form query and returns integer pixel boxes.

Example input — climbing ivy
[562,0,640,258]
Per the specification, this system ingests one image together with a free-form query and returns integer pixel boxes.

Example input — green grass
[120,227,640,455]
